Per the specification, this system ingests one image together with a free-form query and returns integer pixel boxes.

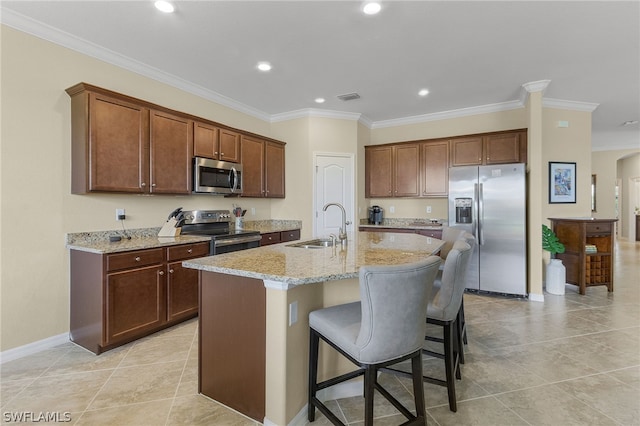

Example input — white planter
[546,258,566,295]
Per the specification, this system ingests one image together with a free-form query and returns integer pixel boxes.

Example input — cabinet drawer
[586,222,611,235]
[281,229,300,242]
[167,242,210,261]
[106,248,165,272]
[416,229,443,239]
[261,232,281,246]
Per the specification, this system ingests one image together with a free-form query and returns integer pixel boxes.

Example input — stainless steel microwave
[193,157,242,195]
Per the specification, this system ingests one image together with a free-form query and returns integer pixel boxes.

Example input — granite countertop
[183,231,444,287]
[66,228,212,254]
[237,219,302,233]
[358,218,446,231]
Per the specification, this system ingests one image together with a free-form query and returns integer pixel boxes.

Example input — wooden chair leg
[411,352,426,422]
[308,329,319,422]
[443,323,457,412]
[364,365,376,426]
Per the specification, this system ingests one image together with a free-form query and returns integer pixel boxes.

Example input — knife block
[158,218,182,237]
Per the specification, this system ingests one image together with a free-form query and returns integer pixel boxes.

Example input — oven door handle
[213,235,262,247]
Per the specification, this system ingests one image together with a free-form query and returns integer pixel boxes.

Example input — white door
[314,153,355,238]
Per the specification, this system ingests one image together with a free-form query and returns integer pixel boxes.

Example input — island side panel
[199,271,266,422]
[70,250,105,354]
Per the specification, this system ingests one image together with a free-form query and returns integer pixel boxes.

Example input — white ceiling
[2,1,639,151]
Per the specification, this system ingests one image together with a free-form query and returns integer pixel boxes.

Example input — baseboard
[529,292,544,302]
[0,333,69,364]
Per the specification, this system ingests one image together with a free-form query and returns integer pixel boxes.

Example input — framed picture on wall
[549,161,577,203]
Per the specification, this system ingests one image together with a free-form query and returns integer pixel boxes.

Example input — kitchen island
[183,231,443,426]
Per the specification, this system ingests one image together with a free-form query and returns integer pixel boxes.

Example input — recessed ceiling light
[257,62,272,72]
[315,98,326,104]
[418,88,430,97]
[154,1,174,13]
[363,2,382,15]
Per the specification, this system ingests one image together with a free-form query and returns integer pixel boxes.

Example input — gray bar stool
[308,257,441,426]
[423,240,472,412]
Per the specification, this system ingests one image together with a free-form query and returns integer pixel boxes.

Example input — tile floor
[1,240,638,425]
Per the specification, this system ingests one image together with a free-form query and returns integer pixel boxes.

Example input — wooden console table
[549,218,617,295]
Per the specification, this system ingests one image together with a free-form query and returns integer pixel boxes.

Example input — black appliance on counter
[179,209,261,255]
[368,206,384,225]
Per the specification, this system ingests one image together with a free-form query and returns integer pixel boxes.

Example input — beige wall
[591,149,640,238]
[1,23,610,352]
[0,26,280,351]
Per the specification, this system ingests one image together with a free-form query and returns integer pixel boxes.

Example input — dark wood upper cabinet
[150,110,193,194]
[73,92,149,193]
[193,122,240,163]
[240,135,285,198]
[450,130,527,166]
[421,140,449,197]
[365,145,393,197]
[366,129,526,199]
[67,83,282,195]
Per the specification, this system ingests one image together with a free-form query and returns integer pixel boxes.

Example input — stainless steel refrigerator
[448,163,527,296]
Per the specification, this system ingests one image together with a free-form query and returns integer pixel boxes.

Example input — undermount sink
[287,238,335,249]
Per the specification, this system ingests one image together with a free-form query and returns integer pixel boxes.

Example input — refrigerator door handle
[473,183,479,242]
[477,182,484,245]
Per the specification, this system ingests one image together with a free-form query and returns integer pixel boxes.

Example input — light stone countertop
[358,218,446,231]
[66,228,212,254]
[183,231,443,287]
[236,219,302,233]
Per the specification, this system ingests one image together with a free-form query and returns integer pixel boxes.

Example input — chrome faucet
[323,202,349,246]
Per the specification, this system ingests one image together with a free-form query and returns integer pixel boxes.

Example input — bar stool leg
[308,329,319,422]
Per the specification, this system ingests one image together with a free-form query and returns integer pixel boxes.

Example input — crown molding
[270,108,362,123]
[371,100,524,130]
[1,9,602,131]
[522,79,551,94]
[0,7,271,122]
[543,98,599,112]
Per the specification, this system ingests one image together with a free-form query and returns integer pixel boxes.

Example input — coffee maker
[368,206,384,225]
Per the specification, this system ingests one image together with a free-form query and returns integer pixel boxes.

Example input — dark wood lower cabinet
[199,272,266,422]
[70,241,209,354]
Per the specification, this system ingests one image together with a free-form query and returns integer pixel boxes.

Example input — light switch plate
[289,301,298,326]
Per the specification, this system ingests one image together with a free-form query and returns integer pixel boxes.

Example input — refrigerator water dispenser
[455,198,473,224]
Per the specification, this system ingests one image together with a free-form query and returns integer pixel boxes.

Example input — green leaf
[542,224,565,255]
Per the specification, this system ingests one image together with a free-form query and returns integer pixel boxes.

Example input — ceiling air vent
[337,92,361,101]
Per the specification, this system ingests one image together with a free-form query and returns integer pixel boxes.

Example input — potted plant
[542,224,566,295]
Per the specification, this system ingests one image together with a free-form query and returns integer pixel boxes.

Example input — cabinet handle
[169,269,174,274]
[159,270,164,275]
[141,182,146,187]
[135,256,141,262]
[151,183,156,187]
[221,152,225,156]
[214,151,219,155]
[187,248,192,253]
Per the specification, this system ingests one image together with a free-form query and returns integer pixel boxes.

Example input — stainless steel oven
[179,210,261,254]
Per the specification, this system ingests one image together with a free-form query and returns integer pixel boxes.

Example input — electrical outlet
[426,206,432,214]
[116,208,126,221]
[251,207,256,216]
[389,206,395,214]
[289,301,298,326]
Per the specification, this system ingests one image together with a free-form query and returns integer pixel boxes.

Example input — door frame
[312,152,356,238]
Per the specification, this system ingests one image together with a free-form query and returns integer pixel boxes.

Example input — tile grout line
[164,322,200,426]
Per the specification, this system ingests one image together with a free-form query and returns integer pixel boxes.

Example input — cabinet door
[264,141,285,198]
[394,144,420,197]
[193,121,219,159]
[240,135,265,197]
[450,136,483,166]
[280,229,300,242]
[88,93,149,193]
[106,265,166,345]
[167,261,199,322]
[365,146,393,197]
[485,133,520,164]
[219,129,241,163]
[150,110,193,194]
[421,140,449,197]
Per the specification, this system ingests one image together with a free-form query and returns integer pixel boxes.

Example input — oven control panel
[182,210,231,224]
